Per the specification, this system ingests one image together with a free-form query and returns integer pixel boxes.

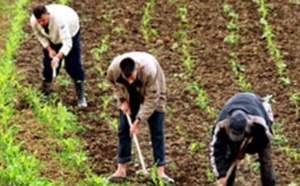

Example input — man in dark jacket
[210,92,276,186]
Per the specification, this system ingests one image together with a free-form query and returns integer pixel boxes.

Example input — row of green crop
[169,2,216,182]
[223,3,252,91]
[29,0,112,185]
[0,0,53,185]
[140,0,157,45]
[0,0,112,185]
[254,0,300,120]
[254,1,300,184]
[169,4,214,119]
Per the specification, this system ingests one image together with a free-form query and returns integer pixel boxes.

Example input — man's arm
[106,67,126,104]
[210,124,232,179]
[258,143,276,186]
[136,73,159,123]
[57,20,72,57]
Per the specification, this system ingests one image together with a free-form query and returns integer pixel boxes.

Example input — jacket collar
[116,73,142,87]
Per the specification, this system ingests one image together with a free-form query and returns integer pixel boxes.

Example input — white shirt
[30,4,80,56]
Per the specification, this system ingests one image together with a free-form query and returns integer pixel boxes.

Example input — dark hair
[120,57,135,78]
[33,5,47,19]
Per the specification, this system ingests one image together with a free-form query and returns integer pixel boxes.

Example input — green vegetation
[223,3,252,91]
[141,0,157,45]
[255,0,300,121]
[255,0,290,87]
[0,0,51,184]
[0,0,111,185]
[184,82,214,118]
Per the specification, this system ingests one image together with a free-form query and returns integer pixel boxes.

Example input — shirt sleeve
[210,125,232,179]
[107,67,126,103]
[136,73,159,122]
[30,16,50,48]
[58,20,73,56]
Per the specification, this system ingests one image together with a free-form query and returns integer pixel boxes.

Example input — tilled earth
[15,0,300,185]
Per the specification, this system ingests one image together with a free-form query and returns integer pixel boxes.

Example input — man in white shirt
[30,4,87,107]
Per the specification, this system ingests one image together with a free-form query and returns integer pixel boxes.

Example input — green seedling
[223,4,233,13]
[289,93,300,118]
[224,33,239,44]
[141,0,156,44]
[189,142,206,153]
[113,26,125,34]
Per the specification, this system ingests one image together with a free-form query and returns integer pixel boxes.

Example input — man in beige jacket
[30,4,87,107]
[106,52,174,184]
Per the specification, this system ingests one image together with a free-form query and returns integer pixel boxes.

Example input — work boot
[74,80,87,107]
[41,81,52,96]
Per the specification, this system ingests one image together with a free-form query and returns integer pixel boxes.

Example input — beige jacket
[30,4,80,56]
[107,52,167,123]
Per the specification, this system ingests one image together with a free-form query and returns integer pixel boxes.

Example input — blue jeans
[42,31,85,82]
[117,110,166,166]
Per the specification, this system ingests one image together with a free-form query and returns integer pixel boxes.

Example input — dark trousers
[117,110,166,166]
[226,143,276,186]
[42,31,85,82]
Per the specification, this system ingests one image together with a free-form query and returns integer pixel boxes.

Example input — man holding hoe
[30,4,87,107]
[106,51,174,184]
[210,92,276,186]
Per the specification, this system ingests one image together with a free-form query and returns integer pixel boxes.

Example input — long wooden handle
[52,68,57,78]
[225,159,238,180]
[126,114,148,175]
[225,137,251,180]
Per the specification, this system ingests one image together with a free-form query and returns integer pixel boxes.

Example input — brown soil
[13,0,300,185]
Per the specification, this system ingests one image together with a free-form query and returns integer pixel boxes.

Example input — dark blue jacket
[210,92,273,179]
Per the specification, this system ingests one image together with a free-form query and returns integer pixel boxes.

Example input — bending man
[106,51,174,184]
[210,92,276,186]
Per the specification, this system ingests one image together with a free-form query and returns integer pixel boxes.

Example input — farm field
[1,0,300,185]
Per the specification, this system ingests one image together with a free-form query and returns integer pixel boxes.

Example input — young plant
[224,33,240,44]
[140,0,157,44]
[223,3,240,44]
[112,26,125,34]
[177,6,188,24]
[184,82,214,118]
[289,93,300,119]
[90,34,110,61]
[206,169,215,181]
[223,4,233,13]
[173,6,195,77]
[189,141,206,153]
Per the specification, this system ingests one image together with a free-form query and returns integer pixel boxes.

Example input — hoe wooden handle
[52,68,57,78]
[126,114,148,176]
[225,137,251,180]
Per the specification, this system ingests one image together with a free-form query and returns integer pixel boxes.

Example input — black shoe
[106,175,126,182]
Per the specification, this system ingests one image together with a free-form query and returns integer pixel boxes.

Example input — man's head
[33,5,50,28]
[228,110,247,142]
[120,57,137,84]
